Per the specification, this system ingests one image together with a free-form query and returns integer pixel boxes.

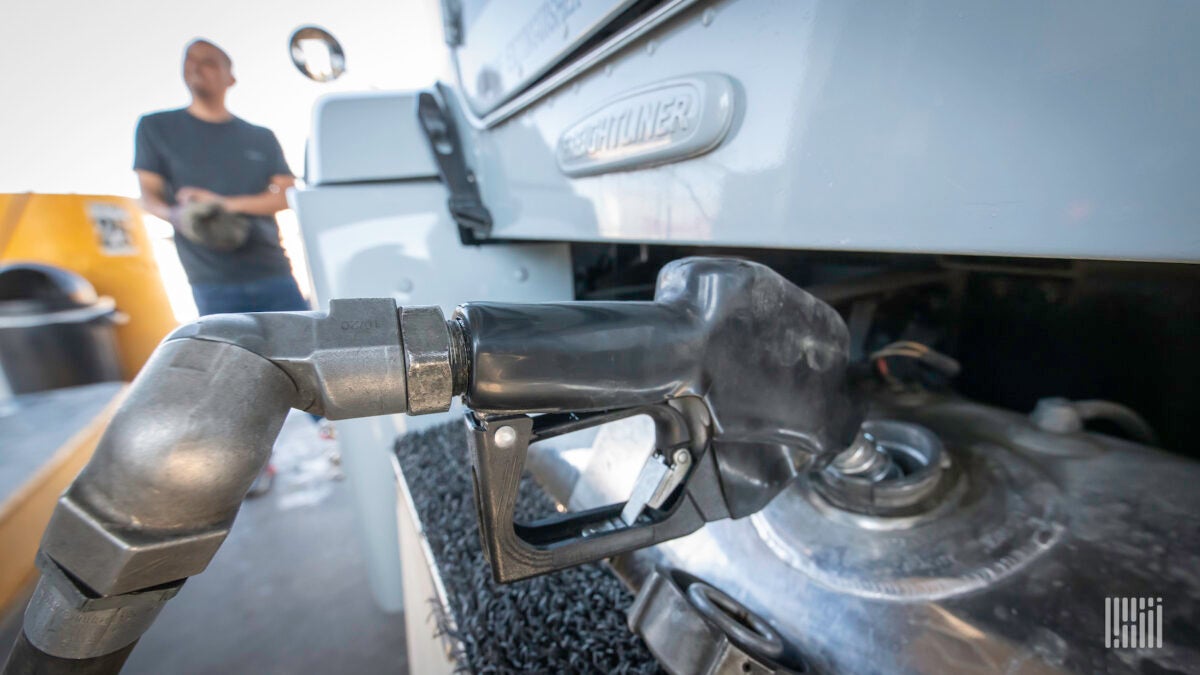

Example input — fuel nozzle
[453,257,863,581]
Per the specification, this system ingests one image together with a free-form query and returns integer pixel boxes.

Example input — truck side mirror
[289,25,345,82]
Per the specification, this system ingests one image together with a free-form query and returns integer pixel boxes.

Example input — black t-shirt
[133,108,294,284]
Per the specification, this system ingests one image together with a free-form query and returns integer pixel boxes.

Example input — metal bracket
[439,0,463,46]
[417,85,492,244]
[628,568,800,675]
[621,445,693,526]
[466,403,722,583]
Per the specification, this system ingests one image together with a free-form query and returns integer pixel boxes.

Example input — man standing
[134,38,307,317]
[134,39,313,494]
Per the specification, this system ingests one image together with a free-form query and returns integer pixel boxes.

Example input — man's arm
[223,130,297,215]
[223,175,296,215]
[176,174,295,216]
[217,129,296,215]
[133,116,178,224]
[136,170,177,223]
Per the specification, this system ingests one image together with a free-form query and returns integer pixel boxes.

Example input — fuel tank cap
[814,420,952,517]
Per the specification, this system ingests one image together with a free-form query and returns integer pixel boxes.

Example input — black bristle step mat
[394,422,662,674]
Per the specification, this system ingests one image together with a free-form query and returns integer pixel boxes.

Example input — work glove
[173,202,251,252]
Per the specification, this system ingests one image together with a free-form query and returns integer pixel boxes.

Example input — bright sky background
[0,0,446,195]
[1,0,448,319]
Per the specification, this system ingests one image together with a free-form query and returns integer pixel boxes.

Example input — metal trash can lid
[0,263,117,328]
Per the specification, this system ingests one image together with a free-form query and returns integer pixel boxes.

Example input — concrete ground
[1,412,408,674]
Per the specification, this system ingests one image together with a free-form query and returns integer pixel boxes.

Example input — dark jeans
[191,274,310,316]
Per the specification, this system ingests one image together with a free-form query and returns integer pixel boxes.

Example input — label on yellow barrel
[86,202,137,256]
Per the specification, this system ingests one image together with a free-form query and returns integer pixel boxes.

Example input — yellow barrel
[0,193,176,378]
